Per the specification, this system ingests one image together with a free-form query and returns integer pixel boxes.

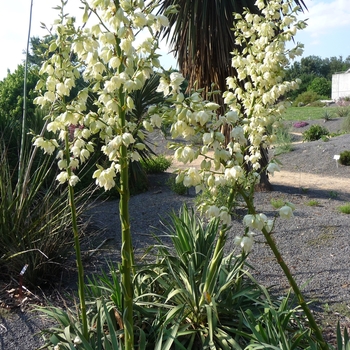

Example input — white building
[332,69,350,100]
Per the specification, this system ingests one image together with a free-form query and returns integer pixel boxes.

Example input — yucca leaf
[103,302,120,350]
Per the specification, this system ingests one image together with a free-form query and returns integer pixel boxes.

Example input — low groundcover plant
[293,121,309,128]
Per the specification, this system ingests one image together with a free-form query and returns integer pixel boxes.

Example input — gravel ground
[1,119,350,349]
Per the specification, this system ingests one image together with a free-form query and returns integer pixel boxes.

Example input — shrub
[140,154,172,174]
[166,175,188,195]
[308,100,327,107]
[339,150,350,166]
[307,77,331,97]
[294,91,320,106]
[302,124,329,141]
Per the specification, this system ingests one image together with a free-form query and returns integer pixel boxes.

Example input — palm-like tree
[157,0,307,189]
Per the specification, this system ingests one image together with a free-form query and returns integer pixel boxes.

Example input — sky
[0,0,349,81]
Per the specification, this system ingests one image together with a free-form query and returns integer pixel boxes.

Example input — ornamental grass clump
[335,106,350,118]
[342,115,350,133]
[274,125,293,155]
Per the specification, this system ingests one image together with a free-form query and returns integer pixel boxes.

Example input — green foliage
[336,107,350,118]
[274,125,293,155]
[323,110,333,121]
[285,55,350,100]
[302,124,329,142]
[285,55,350,102]
[338,203,350,214]
[329,191,338,199]
[307,77,331,97]
[195,183,236,209]
[146,206,317,349]
[294,91,321,106]
[270,198,285,209]
[342,116,350,133]
[336,321,350,350]
[306,199,319,206]
[0,65,38,131]
[166,175,188,195]
[339,151,350,166]
[308,99,328,107]
[0,141,94,285]
[286,73,315,101]
[39,299,124,349]
[40,206,320,349]
[140,154,172,174]
[283,106,334,121]
[240,290,317,349]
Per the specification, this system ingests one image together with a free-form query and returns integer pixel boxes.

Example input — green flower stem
[18,0,33,192]
[65,134,88,340]
[239,189,329,350]
[119,144,134,349]
[199,188,236,306]
[118,90,134,350]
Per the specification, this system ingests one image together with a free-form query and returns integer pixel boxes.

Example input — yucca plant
[0,138,92,284]
[39,205,327,349]
[38,300,123,350]
[238,290,317,349]
[335,322,350,350]
[0,124,95,285]
[136,206,277,349]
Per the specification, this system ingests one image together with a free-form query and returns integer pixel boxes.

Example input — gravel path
[1,121,350,349]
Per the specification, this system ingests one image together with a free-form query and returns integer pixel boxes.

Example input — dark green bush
[339,150,350,166]
[307,77,331,97]
[302,124,329,142]
[308,100,327,107]
[140,154,171,174]
[166,175,188,195]
[294,91,320,106]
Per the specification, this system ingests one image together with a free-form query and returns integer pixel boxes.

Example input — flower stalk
[65,132,88,340]
[118,87,134,349]
[199,187,236,306]
[240,189,328,350]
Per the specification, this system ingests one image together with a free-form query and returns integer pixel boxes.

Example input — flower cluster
[151,0,303,245]
[224,0,306,167]
[33,0,169,191]
[33,0,303,254]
